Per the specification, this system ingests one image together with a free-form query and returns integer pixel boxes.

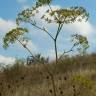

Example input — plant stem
[51,75,57,96]
[17,36,57,96]
[42,63,57,96]
[54,40,58,65]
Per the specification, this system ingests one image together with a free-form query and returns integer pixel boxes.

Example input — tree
[3,1,89,96]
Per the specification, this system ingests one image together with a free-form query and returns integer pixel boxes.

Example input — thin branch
[54,40,58,64]
[54,23,64,64]
[55,23,61,40]
[29,21,55,40]
[55,23,63,40]
[58,44,76,61]
[53,23,61,64]
[48,3,59,22]
[17,39,34,57]
[17,38,51,74]
[48,4,53,13]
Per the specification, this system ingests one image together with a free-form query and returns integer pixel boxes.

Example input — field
[0,53,96,96]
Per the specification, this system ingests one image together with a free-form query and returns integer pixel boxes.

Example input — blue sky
[0,0,96,64]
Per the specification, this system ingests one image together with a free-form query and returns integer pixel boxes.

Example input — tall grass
[0,53,96,96]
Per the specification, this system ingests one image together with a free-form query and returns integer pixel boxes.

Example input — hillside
[0,53,96,96]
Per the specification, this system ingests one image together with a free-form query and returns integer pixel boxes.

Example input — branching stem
[30,21,55,40]
[58,44,76,60]
[54,23,64,64]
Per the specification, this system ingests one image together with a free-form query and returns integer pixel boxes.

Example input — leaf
[3,27,28,49]
[16,7,38,26]
[71,34,89,55]
[48,7,89,24]
[16,8,34,25]
[37,0,52,6]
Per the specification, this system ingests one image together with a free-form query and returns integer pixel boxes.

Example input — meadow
[0,53,96,96]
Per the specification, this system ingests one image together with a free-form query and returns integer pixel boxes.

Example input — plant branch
[54,23,64,64]
[29,21,55,40]
[54,40,58,64]
[48,3,59,22]
[17,38,34,57]
[11,32,35,60]
[58,44,76,60]
[55,23,64,41]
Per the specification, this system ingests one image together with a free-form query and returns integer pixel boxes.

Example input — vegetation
[1,0,95,96]
[3,0,89,64]
[0,53,96,96]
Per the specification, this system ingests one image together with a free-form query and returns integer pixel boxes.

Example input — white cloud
[27,40,38,52]
[36,5,60,17]
[43,49,62,60]
[0,55,15,65]
[0,18,16,33]
[20,40,38,53]
[0,18,16,46]
[63,20,94,37]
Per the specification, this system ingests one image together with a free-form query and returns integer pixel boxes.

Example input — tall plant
[3,0,89,64]
[3,1,89,96]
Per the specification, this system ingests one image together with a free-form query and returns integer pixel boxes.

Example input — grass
[0,53,96,96]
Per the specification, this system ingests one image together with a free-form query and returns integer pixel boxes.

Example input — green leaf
[71,34,89,54]
[3,27,28,49]
[72,75,93,89]
[48,7,89,24]
[37,0,52,6]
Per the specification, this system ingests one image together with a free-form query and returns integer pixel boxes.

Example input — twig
[58,44,76,61]
[48,3,59,22]
[29,21,55,40]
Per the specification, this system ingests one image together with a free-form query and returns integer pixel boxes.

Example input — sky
[0,0,96,64]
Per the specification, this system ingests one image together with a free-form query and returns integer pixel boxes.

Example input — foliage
[72,75,94,96]
[27,54,49,65]
[43,7,89,24]
[0,54,96,96]
[71,34,89,54]
[36,0,52,6]
[2,1,90,96]
[16,6,89,25]
[72,75,93,89]
[3,27,28,49]
[3,0,89,63]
